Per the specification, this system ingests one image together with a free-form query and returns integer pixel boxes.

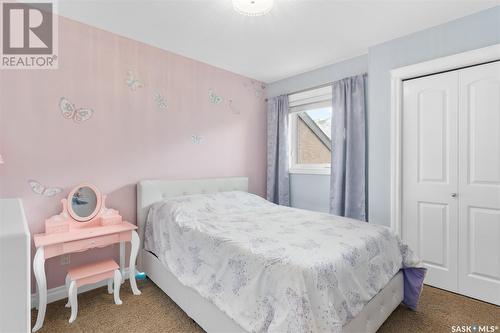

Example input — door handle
[451,193,457,198]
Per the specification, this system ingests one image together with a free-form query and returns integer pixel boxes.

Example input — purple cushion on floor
[403,267,427,310]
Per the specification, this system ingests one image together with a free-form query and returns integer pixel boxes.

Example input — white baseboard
[31,268,130,309]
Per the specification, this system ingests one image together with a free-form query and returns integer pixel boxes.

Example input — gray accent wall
[267,6,500,224]
[368,6,500,225]
[267,55,369,97]
[290,174,331,213]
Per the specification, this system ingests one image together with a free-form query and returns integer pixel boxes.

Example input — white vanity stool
[65,259,122,323]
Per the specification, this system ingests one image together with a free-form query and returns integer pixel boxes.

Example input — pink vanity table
[32,184,141,332]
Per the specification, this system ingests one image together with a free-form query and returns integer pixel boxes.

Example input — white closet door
[402,71,459,292]
[458,61,500,305]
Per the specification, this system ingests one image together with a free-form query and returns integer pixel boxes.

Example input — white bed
[137,177,404,333]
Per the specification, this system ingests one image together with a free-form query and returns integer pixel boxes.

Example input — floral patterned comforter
[144,191,423,333]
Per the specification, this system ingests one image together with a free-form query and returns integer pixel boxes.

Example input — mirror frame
[67,183,102,222]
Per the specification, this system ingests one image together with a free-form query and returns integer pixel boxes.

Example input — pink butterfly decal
[229,99,240,115]
[59,97,94,123]
[28,180,63,197]
[126,70,144,91]
[244,80,266,98]
[191,135,203,144]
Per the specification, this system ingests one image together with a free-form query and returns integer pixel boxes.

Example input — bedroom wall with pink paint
[0,16,267,290]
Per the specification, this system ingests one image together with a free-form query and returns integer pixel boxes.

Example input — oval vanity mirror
[67,184,102,222]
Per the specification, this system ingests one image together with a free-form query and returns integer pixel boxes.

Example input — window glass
[296,107,332,164]
[289,105,332,173]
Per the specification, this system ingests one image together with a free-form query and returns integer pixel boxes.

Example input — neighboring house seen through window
[289,86,332,174]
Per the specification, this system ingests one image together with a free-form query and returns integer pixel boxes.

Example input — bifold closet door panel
[402,71,459,292]
[458,61,500,306]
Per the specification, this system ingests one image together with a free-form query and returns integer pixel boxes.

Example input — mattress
[144,191,423,333]
[142,249,404,333]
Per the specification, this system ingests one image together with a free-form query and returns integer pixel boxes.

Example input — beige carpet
[32,279,499,333]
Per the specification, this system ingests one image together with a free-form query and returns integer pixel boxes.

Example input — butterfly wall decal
[229,99,240,115]
[154,92,167,110]
[125,70,144,91]
[59,97,94,123]
[208,89,223,104]
[191,135,203,144]
[28,180,63,197]
[244,80,266,98]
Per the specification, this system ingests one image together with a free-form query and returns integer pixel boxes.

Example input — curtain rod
[286,81,333,96]
[265,72,367,102]
[265,82,333,102]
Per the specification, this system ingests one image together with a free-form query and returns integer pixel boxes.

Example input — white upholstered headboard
[136,177,248,246]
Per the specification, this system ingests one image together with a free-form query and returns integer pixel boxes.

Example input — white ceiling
[57,0,499,83]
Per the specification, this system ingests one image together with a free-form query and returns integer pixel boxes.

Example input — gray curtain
[267,95,290,205]
[330,74,367,221]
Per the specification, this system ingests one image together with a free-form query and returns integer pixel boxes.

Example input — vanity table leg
[32,247,46,332]
[119,241,125,284]
[65,275,71,307]
[107,279,113,294]
[129,230,141,295]
[113,270,123,305]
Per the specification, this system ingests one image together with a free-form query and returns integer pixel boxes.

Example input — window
[288,86,332,175]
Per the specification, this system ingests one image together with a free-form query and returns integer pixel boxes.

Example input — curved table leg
[68,281,78,323]
[119,241,125,284]
[107,279,113,294]
[32,247,46,332]
[113,270,123,305]
[129,230,141,295]
[65,275,71,307]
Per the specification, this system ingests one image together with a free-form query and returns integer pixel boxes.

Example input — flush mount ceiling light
[232,0,274,16]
